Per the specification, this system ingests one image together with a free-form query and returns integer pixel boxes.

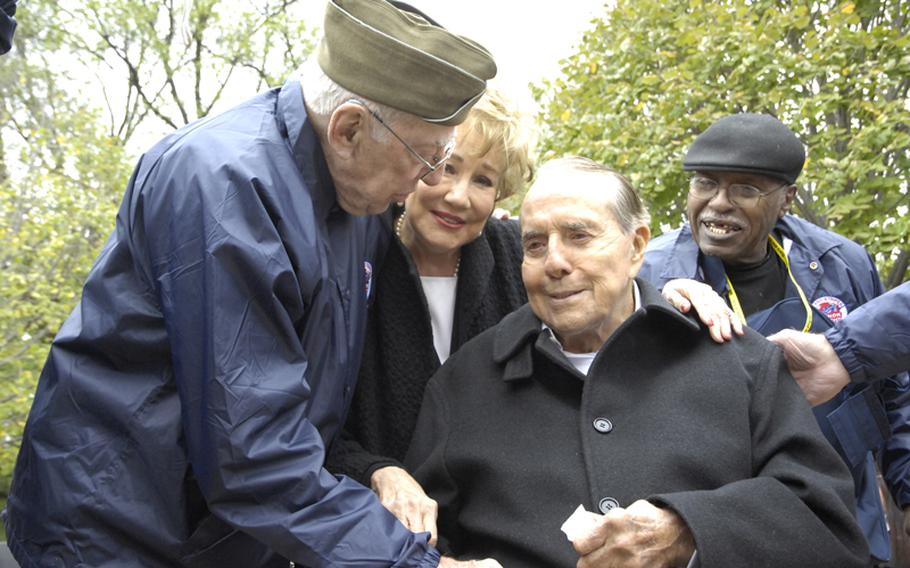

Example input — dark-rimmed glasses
[689,176,791,208]
[348,99,455,181]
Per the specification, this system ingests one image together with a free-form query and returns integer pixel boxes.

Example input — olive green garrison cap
[317,0,497,126]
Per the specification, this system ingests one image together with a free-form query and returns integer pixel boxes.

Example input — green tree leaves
[536,0,910,286]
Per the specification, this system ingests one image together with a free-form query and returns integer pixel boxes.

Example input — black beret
[683,113,805,184]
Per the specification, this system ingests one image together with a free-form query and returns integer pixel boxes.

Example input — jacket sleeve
[405,370,461,555]
[880,372,910,508]
[650,341,869,567]
[138,155,439,567]
[826,281,910,383]
[828,253,910,508]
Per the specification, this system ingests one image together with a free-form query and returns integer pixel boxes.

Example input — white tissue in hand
[560,504,601,542]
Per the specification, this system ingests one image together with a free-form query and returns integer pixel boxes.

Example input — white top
[420,275,459,363]
[561,350,598,376]
[544,281,643,376]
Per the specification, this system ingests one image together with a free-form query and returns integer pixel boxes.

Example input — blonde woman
[327,89,536,542]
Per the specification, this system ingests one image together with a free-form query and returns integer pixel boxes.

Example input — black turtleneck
[724,242,788,317]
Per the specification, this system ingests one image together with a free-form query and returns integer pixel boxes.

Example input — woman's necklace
[395,210,460,277]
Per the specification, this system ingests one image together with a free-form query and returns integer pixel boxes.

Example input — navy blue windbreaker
[0,0,16,54]
[639,215,910,561]
[828,280,910,383]
[5,79,439,567]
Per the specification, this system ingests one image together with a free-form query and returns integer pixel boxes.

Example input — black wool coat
[326,218,526,485]
[405,279,869,568]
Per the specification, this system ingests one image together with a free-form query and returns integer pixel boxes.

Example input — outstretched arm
[768,281,910,403]
[825,281,910,382]
[766,329,850,406]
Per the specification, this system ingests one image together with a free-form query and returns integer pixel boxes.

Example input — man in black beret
[0,0,16,54]
[5,0,500,566]
[639,112,910,566]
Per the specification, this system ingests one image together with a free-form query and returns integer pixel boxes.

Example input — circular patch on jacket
[812,296,849,321]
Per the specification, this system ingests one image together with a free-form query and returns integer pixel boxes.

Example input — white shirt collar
[541,280,642,375]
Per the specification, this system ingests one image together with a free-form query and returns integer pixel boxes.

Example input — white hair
[300,58,415,142]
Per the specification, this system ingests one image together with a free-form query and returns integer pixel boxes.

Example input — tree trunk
[886,249,909,290]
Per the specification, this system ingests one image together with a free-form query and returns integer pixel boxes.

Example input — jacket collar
[775,215,840,259]
[659,223,704,283]
[277,78,337,221]
[493,278,701,382]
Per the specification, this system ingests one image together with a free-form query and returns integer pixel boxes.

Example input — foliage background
[1,0,909,536]
[533,0,910,288]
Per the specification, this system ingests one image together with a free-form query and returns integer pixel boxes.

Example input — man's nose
[544,238,572,277]
[706,185,736,210]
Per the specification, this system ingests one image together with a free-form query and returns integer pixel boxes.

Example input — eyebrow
[432,134,456,150]
[521,230,545,243]
[479,160,501,175]
[521,219,599,240]
[563,221,595,232]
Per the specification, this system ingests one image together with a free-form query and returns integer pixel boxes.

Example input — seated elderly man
[404,157,868,567]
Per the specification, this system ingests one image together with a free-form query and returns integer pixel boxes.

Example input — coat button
[598,497,620,513]
[593,417,613,433]
[809,261,819,270]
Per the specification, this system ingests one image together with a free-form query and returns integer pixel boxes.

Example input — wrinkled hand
[370,466,438,544]
[439,557,503,568]
[662,279,744,343]
[767,328,849,406]
[572,500,695,568]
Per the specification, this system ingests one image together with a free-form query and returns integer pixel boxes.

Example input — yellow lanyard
[724,235,813,332]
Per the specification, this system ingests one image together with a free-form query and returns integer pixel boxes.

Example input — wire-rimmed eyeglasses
[348,99,455,181]
[689,176,791,208]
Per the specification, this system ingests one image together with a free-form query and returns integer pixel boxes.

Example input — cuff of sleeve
[363,459,406,487]
[825,326,867,383]
[411,546,441,568]
[325,441,401,487]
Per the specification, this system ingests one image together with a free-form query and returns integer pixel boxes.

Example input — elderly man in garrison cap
[5,1,497,566]
[639,112,910,566]
[0,0,16,54]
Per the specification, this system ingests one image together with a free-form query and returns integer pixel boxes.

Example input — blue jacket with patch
[827,280,910,383]
[640,214,910,561]
[5,80,439,567]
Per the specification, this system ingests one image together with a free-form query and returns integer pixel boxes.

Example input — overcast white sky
[300,1,609,113]
[91,1,609,153]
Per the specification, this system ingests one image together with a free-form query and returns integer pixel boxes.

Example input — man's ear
[780,184,797,218]
[629,223,651,278]
[631,224,651,263]
[326,103,368,159]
